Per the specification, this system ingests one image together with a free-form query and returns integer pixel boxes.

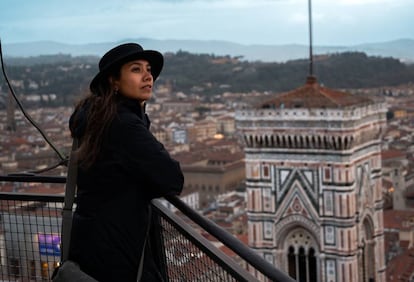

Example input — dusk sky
[1,0,413,46]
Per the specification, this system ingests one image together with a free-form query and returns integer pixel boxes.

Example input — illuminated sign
[38,234,61,256]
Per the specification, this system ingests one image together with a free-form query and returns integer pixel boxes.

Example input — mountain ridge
[2,38,414,63]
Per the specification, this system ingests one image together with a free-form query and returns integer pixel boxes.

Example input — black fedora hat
[90,43,164,92]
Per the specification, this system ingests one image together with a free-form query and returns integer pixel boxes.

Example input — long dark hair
[70,69,120,169]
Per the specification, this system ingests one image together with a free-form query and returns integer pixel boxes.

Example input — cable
[6,158,68,176]
[0,38,67,163]
[28,158,68,174]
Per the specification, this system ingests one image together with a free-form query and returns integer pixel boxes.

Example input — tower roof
[259,76,373,109]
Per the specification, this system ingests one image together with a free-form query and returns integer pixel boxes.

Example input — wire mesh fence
[151,199,257,282]
[0,194,63,281]
[0,193,260,282]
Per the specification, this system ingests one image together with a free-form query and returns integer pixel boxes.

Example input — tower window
[263,165,270,178]
[286,230,318,281]
[288,246,296,279]
[324,167,331,181]
[287,246,318,282]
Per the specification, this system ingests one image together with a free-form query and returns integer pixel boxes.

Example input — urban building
[383,209,414,281]
[235,76,387,281]
[175,140,246,209]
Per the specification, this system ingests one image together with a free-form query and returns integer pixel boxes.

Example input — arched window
[298,247,306,282]
[285,229,318,282]
[309,248,317,282]
[288,246,296,279]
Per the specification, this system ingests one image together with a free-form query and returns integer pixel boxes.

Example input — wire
[29,159,69,174]
[7,158,68,176]
[0,38,67,163]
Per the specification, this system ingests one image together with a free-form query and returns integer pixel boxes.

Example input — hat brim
[90,50,164,92]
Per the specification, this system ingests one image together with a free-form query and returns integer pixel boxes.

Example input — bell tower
[6,90,16,132]
[235,77,387,281]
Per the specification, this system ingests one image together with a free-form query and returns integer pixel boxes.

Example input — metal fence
[0,175,294,282]
[151,199,257,281]
[0,193,63,281]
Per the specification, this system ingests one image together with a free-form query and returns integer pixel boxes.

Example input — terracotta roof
[400,240,410,250]
[382,149,406,161]
[387,247,414,282]
[259,76,373,109]
[219,233,248,258]
[174,148,244,165]
[383,209,414,230]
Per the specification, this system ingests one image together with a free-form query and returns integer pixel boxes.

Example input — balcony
[0,175,293,282]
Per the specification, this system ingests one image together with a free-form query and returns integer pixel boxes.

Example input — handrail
[166,195,295,282]
[0,174,66,183]
[0,191,64,202]
[0,174,294,282]
[151,198,259,282]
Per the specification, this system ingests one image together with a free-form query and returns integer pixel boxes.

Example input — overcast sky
[1,0,413,46]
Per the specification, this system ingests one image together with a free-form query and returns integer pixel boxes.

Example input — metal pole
[308,0,314,77]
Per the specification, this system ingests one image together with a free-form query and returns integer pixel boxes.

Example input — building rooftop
[383,209,414,231]
[259,76,373,109]
[387,247,414,282]
[382,149,406,162]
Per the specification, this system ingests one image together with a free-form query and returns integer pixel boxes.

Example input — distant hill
[2,38,414,63]
[1,51,413,109]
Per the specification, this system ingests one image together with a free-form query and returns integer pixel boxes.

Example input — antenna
[308,0,314,77]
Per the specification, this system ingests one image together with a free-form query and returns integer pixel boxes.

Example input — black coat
[68,97,184,282]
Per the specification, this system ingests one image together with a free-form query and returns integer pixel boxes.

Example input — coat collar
[118,96,146,117]
[117,96,151,128]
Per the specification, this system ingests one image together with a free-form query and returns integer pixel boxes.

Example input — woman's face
[113,59,153,103]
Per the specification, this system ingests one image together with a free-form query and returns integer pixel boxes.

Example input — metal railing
[0,175,294,282]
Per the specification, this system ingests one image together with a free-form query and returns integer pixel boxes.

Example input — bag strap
[60,138,78,262]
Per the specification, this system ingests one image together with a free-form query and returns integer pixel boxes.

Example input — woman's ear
[108,76,119,90]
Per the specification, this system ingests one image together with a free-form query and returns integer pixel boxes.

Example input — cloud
[0,0,413,45]
[338,0,401,4]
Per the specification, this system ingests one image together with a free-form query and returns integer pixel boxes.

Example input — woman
[68,43,184,281]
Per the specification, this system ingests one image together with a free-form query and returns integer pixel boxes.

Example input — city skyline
[0,0,413,46]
